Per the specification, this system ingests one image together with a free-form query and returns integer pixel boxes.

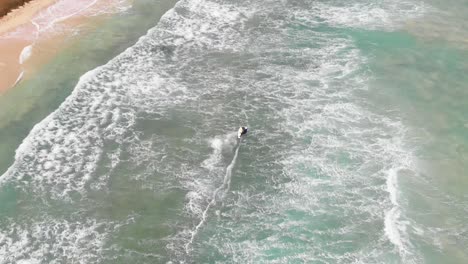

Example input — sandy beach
[0,0,57,35]
[0,0,129,93]
[0,0,56,92]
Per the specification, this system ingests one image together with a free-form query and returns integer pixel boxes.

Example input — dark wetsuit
[240,127,248,136]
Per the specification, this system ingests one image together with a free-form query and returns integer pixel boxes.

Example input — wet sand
[0,0,128,93]
[0,0,57,92]
[0,0,57,34]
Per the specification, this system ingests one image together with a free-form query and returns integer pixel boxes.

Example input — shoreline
[0,0,58,35]
[0,0,58,92]
[0,0,128,93]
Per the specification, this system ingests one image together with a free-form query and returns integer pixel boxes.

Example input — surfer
[238,126,248,138]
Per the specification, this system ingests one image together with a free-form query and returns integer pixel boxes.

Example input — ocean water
[0,0,467,263]
[0,0,177,173]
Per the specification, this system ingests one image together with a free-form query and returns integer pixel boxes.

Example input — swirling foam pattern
[0,0,428,263]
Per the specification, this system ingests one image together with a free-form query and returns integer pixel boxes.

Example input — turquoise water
[0,0,177,173]
[0,0,467,263]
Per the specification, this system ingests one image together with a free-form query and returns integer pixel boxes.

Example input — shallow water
[0,0,467,263]
[0,0,177,173]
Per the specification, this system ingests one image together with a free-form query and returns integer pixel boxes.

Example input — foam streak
[185,140,241,254]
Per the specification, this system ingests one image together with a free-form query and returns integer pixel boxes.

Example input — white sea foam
[0,0,217,198]
[31,0,129,34]
[293,0,426,30]
[0,0,245,261]
[385,208,405,251]
[0,217,118,264]
[184,134,237,219]
[174,1,423,262]
[12,71,25,88]
[19,45,33,64]
[202,133,236,170]
[155,0,250,52]
[385,168,407,252]
[0,0,429,262]
[185,134,241,253]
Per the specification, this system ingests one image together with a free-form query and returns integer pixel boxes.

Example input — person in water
[238,126,248,138]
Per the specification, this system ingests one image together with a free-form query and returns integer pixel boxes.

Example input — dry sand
[0,0,58,35]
